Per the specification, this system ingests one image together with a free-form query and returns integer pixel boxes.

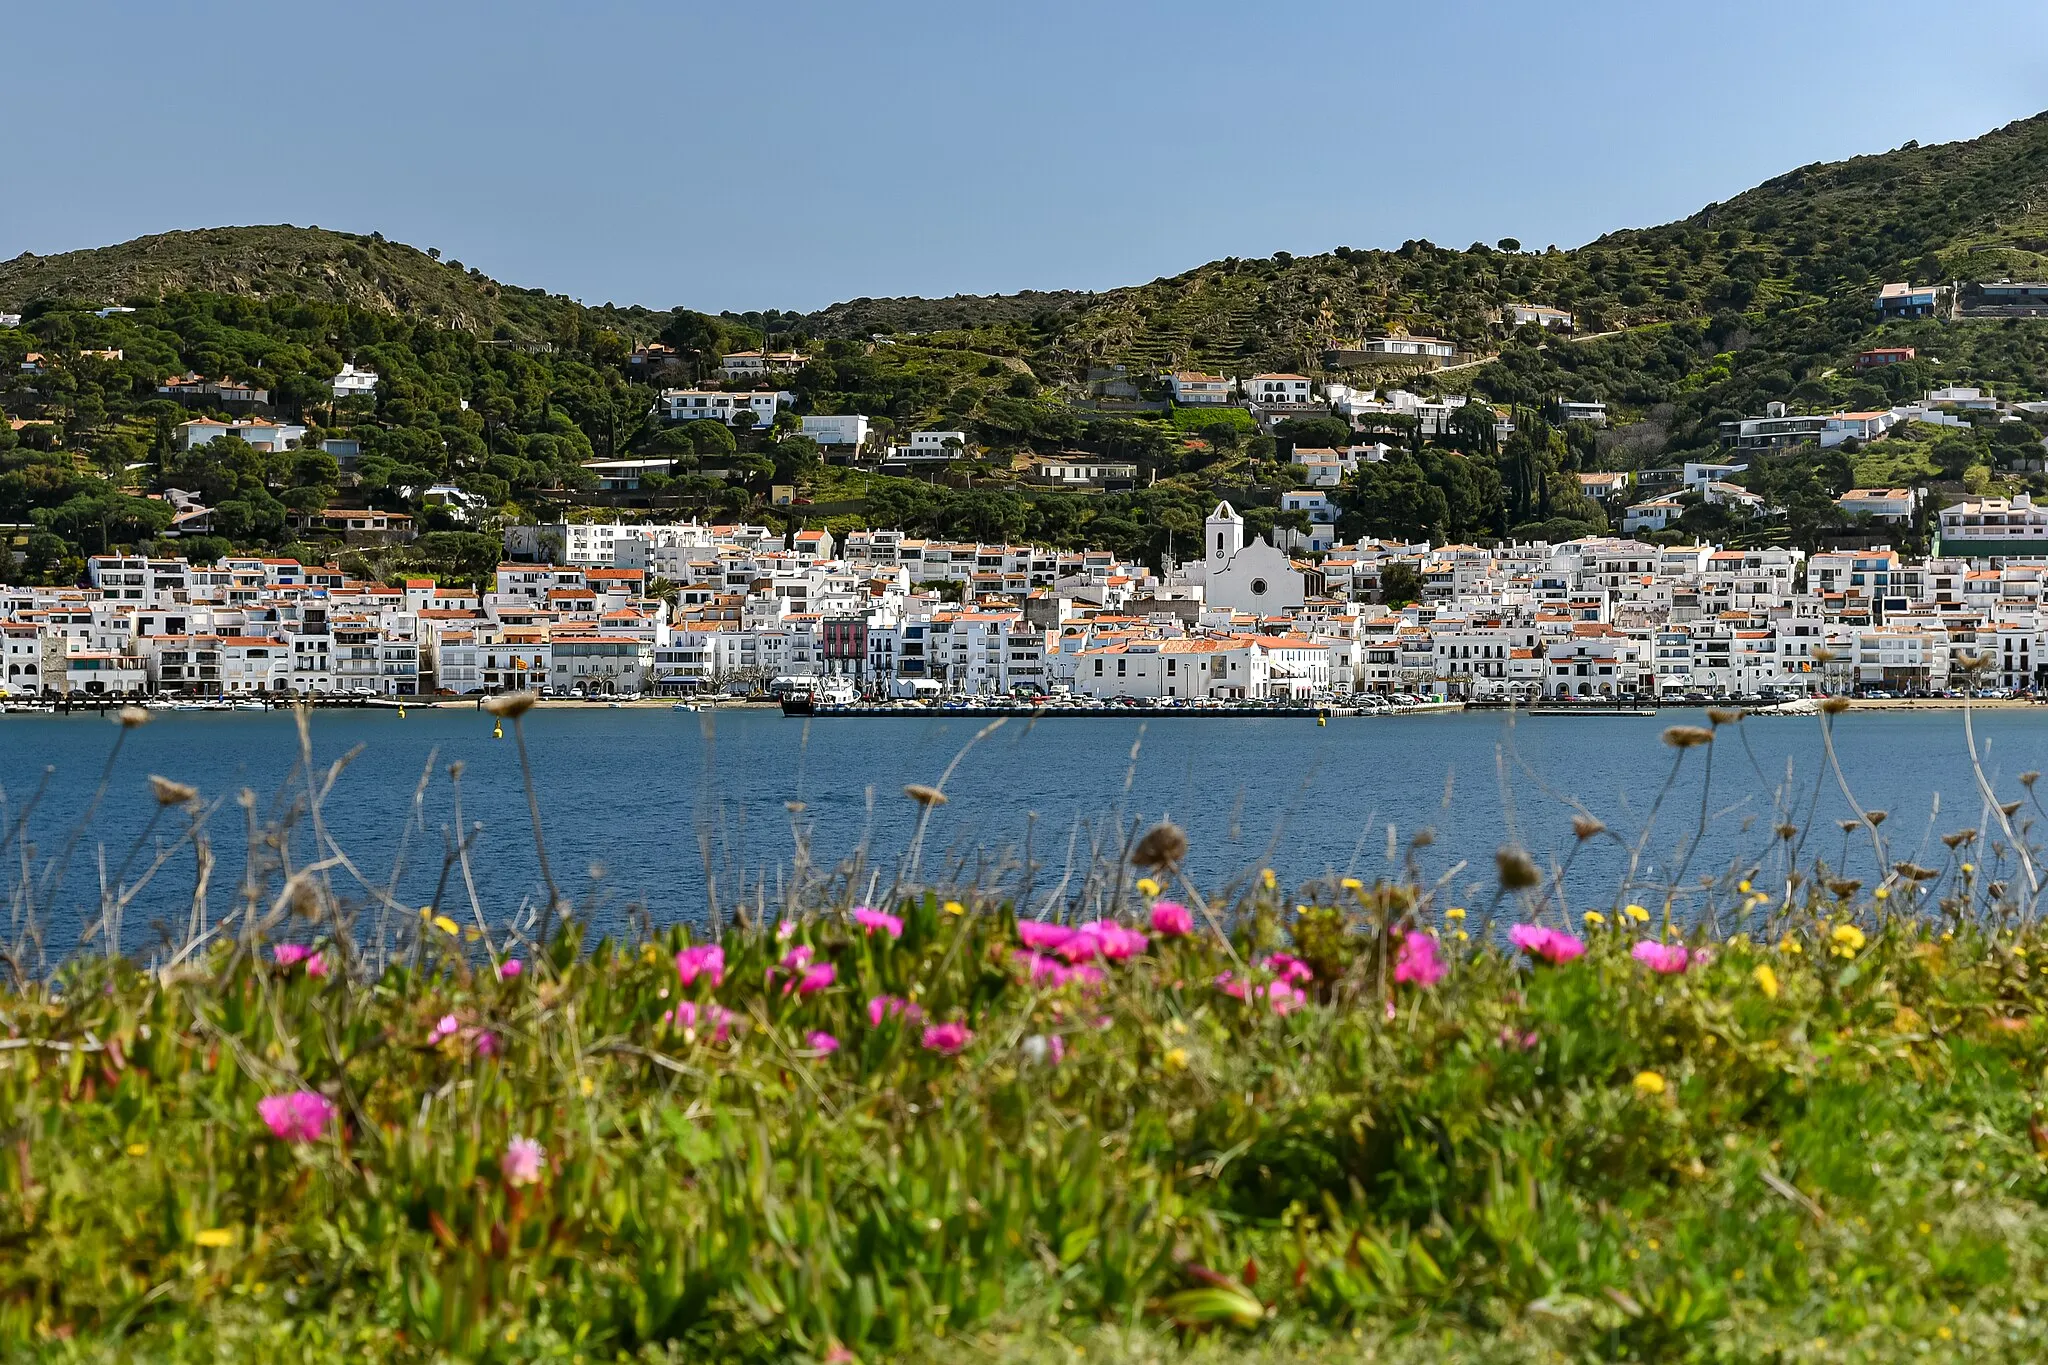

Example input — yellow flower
[1633,1070,1667,1096]
[1831,923,1866,955]
[431,914,460,937]
[125,1142,148,1157]
[1873,887,1889,901]
[578,1075,595,1097]
[640,943,659,964]
[1962,863,1975,875]
[1624,903,1650,922]
[1584,911,1606,926]
[2016,946,2030,959]
[1452,929,1469,941]
[1341,877,1364,892]
[1445,907,1466,920]
[1162,1046,1189,1072]
[194,1228,235,1249]
[943,900,966,916]
[1135,878,1160,899]
[1738,880,1752,894]
[1753,964,1779,1000]
[1779,935,1803,955]
[464,925,483,941]
[1261,868,1277,891]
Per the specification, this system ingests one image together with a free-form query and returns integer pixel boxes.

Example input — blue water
[4,705,2046,951]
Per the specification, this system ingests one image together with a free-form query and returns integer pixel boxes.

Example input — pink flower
[1076,920,1149,961]
[428,1013,460,1044]
[1149,901,1195,937]
[497,959,523,980]
[806,1030,840,1054]
[921,1021,972,1055]
[303,953,329,980]
[851,906,903,940]
[1051,930,1102,964]
[501,1136,545,1187]
[672,1000,737,1042]
[1016,950,1073,987]
[675,944,725,988]
[1068,963,1106,989]
[1016,920,1073,952]
[1384,998,1397,1021]
[1508,923,1587,965]
[1261,952,1315,985]
[272,944,310,968]
[472,1030,499,1058]
[1497,1026,1540,1051]
[1022,1033,1065,1065]
[780,944,815,972]
[787,962,836,996]
[1632,940,1690,974]
[1393,930,1446,988]
[866,994,924,1027]
[258,1090,335,1143]
[1265,981,1308,1016]
[1214,971,1249,1000]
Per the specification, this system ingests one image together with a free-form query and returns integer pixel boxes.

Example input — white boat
[234,701,268,711]
[670,702,698,712]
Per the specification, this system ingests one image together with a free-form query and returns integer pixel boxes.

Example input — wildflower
[429,1014,460,1044]
[1392,930,1446,988]
[671,1001,736,1042]
[921,1021,972,1055]
[1445,906,1466,920]
[806,1030,840,1054]
[776,920,798,940]
[1341,877,1364,892]
[1016,950,1076,987]
[1136,877,1161,898]
[1633,1070,1668,1096]
[1632,940,1690,975]
[1874,886,1890,901]
[851,905,903,939]
[1163,1045,1189,1072]
[472,1030,499,1058]
[258,1091,336,1143]
[1213,971,1249,1000]
[1261,868,1277,891]
[1262,951,1315,985]
[1830,923,1867,958]
[498,959,523,980]
[1497,1027,1539,1051]
[1149,900,1195,937]
[1016,920,1073,952]
[194,1228,235,1248]
[1754,963,1780,999]
[1075,920,1149,961]
[1496,847,1541,891]
[431,915,460,937]
[303,953,329,979]
[273,944,311,968]
[780,944,816,972]
[1021,1033,1066,1066]
[1265,980,1308,1016]
[1585,911,1607,927]
[1738,880,1752,894]
[867,994,923,1027]
[675,944,725,988]
[1452,928,1469,941]
[1508,923,1587,965]
[788,962,836,996]
[1779,934,1803,955]
[942,900,966,916]
[501,1136,546,1187]
[1624,903,1650,922]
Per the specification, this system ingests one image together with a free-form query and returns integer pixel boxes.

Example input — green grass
[11,864,2048,1361]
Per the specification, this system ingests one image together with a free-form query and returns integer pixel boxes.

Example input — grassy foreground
[6,869,2048,1365]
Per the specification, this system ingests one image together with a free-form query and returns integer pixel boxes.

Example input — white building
[175,418,308,453]
[1191,501,1306,614]
[657,389,793,426]
[1503,304,1573,331]
[801,414,871,448]
[1939,493,2048,559]
[1836,488,1919,524]
[1243,374,1316,407]
[1166,372,1233,405]
[1357,336,1456,360]
[719,351,806,378]
[331,363,379,401]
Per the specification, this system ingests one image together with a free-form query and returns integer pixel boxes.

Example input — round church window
[1249,578,1268,596]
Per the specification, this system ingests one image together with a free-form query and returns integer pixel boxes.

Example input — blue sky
[6,1,2047,314]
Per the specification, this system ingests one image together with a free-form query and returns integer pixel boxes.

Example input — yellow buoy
[493,719,504,740]
[1318,712,1326,726]
[398,704,407,719]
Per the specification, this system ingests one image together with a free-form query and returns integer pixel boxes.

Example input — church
[1183,501,1306,615]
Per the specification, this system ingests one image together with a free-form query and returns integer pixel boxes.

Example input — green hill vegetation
[6,112,2048,578]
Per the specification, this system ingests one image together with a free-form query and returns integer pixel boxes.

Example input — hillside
[0,225,592,340]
